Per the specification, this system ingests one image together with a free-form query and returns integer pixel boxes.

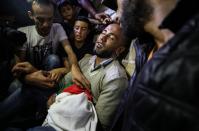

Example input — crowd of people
[0,0,199,131]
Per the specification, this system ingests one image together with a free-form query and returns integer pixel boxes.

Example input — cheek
[68,10,73,15]
[107,41,118,50]
[63,9,72,15]
[82,32,88,38]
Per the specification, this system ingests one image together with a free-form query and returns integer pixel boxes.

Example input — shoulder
[105,60,128,81]
[50,23,64,33]
[51,23,67,40]
[51,23,63,29]
[79,54,93,65]
[51,23,65,33]
[18,25,35,34]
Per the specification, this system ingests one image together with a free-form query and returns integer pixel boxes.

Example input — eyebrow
[103,29,118,39]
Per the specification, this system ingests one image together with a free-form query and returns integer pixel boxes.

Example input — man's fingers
[72,79,84,88]
[42,71,50,77]
[41,82,55,88]
[73,76,90,89]
[103,17,112,24]
[52,74,60,83]
[82,76,91,89]
[12,66,25,74]
[14,62,29,67]
[42,77,55,88]
[12,64,19,72]
[12,62,30,73]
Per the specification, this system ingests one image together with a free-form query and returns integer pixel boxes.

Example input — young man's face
[73,20,89,43]
[60,5,75,21]
[94,24,123,58]
[31,3,54,36]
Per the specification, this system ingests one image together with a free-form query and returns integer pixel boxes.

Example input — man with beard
[56,23,128,130]
[111,0,199,131]
[0,0,90,128]
[13,23,127,131]
[14,0,90,87]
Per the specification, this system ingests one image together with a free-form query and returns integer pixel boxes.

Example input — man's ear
[115,46,125,57]
[28,11,34,20]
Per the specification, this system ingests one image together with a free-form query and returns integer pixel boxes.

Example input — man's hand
[112,0,123,23]
[47,93,56,108]
[49,68,66,83]
[94,12,112,24]
[71,64,90,89]
[112,10,121,23]
[12,62,37,77]
[25,70,55,88]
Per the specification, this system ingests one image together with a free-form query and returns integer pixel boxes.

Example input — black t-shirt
[70,39,94,61]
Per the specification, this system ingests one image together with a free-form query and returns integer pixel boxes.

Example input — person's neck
[145,0,177,49]
[147,27,175,60]
[95,56,110,66]
[75,40,85,49]
[152,0,178,27]
[35,27,48,37]
[145,23,174,48]
[157,28,174,48]
[64,19,75,25]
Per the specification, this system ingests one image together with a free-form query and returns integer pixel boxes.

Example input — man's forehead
[104,24,121,35]
[75,21,88,26]
[32,2,54,16]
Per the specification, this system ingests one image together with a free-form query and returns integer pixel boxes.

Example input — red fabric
[63,84,93,101]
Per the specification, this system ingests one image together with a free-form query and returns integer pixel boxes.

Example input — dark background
[0,0,33,28]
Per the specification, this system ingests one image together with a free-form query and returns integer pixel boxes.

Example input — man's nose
[76,28,82,34]
[100,34,107,42]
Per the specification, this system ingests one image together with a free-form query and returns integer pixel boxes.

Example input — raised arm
[77,0,111,24]
[61,39,90,88]
[112,0,124,23]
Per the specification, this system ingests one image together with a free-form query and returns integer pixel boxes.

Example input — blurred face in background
[29,1,54,36]
[60,4,76,21]
[73,20,90,43]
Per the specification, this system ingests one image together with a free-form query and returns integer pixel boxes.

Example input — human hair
[57,0,75,14]
[121,0,153,39]
[31,0,56,13]
[75,16,92,29]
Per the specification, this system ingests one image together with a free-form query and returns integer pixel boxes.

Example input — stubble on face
[93,24,122,58]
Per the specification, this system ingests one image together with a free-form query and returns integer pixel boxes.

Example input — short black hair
[75,16,92,29]
[57,0,75,13]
